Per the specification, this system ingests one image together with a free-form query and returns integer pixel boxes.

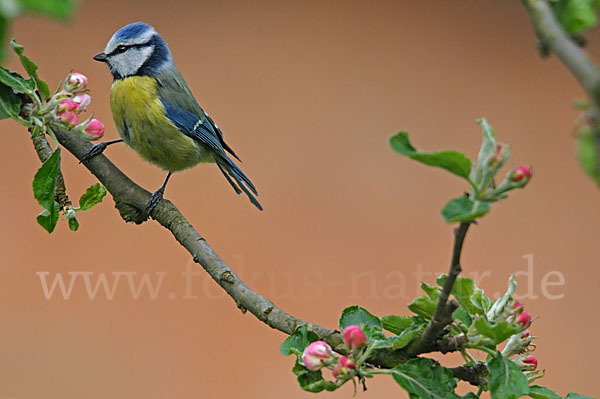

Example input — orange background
[1,1,599,398]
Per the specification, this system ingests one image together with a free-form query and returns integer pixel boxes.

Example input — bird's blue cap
[114,22,154,41]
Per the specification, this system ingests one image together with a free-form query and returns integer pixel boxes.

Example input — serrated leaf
[0,83,21,120]
[528,385,561,399]
[292,363,338,393]
[391,358,460,399]
[10,39,50,101]
[421,281,441,301]
[452,307,472,330]
[553,0,598,34]
[32,148,60,210]
[437,275,491,316]
[381,315,414,335]
[474,318,520,345]
[576,130,600,183]
[441,195,491,223]
[0,66,34,93]
[36,200,59,233]
[390,322,424,349]
[280,325,318,356]
[408,295,437,319]
[487,352,529,399]
[17,0,76,19]
[477,118,497,166]
[339,305,381,330]
[78,183,107,210]
[389,132,473,179]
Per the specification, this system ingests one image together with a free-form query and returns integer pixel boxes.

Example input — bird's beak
[93,52,107,62]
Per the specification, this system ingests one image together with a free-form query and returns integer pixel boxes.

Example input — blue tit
[85,22,262,213]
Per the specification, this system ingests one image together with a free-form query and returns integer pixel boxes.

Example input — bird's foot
[80,142,110,163]
[146,187,165,215]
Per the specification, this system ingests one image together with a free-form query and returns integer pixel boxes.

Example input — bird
[83,22,262,213]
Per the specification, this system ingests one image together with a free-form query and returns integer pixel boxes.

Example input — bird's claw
[146,188,165,215]
[80,142,109,163]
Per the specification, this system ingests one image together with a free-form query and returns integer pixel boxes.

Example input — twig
[420,222,470,347]
[523,0,600,175]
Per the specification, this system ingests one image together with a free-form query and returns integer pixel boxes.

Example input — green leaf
[16,0,76,19]
[437,275,492,316]
[389,132,473,179]
[32,148,60,210]
[10,39,50,101]
[78,183,107,210]
[0,83,21,120]
[474,318,520,345]
[564,394,596,399]
[390,321,424,349]
[36,200,59,233]
[452,307,472,330]
[292,363,338,393]
[0,66,34,93]
[487,352,529,399]
[476,118,497,166]
[391,358,460,399]
[280,325,318,356]
[553,0,598,34]
[421,281,441,301]
[0,15,9,61]
[576,130,600,183]
[408,295,437,319]
[528,385,561,399]
[381,315,414,335]
[339,305,381,330]
[441,195,491,223]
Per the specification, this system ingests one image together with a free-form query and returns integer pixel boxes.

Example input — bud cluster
[300,324,367,384]
[501,299,542,382]
[43,72,105,141]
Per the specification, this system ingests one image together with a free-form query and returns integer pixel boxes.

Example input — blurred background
[1,1,599,398]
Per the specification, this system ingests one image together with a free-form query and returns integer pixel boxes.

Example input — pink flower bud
[73,93,91,111]
[516,312,531,328]
[57,100,80,125]
[522,331,530,338]
[57,99,78,113]
[523,355,538,370]
[343,325,367,351]
[512,300,522,310]
[331,356,355,379]
[68,72,88,90]
[511,165,532,182]
[302,341,333,371]
[85,118,105,140]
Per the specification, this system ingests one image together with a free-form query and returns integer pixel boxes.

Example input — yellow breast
[109,76,210,171]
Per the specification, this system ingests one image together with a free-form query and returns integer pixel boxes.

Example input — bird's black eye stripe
[108,41,152,57]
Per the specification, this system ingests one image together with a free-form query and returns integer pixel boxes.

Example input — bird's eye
[117,45,127,52]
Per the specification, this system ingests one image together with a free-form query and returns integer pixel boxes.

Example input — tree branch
[30,127,483,385]
[523,0,600,175]
[420,222,470,347]
[49,126,343,349]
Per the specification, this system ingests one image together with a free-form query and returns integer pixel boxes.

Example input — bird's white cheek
[108,46,153,77]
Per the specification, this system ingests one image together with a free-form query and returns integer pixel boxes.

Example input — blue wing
[161,101,262,210]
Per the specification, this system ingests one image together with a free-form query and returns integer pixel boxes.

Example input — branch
[420,222,470,347]
[49,127,343,349]
[523,0,600,174]
[449,364,488,387]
